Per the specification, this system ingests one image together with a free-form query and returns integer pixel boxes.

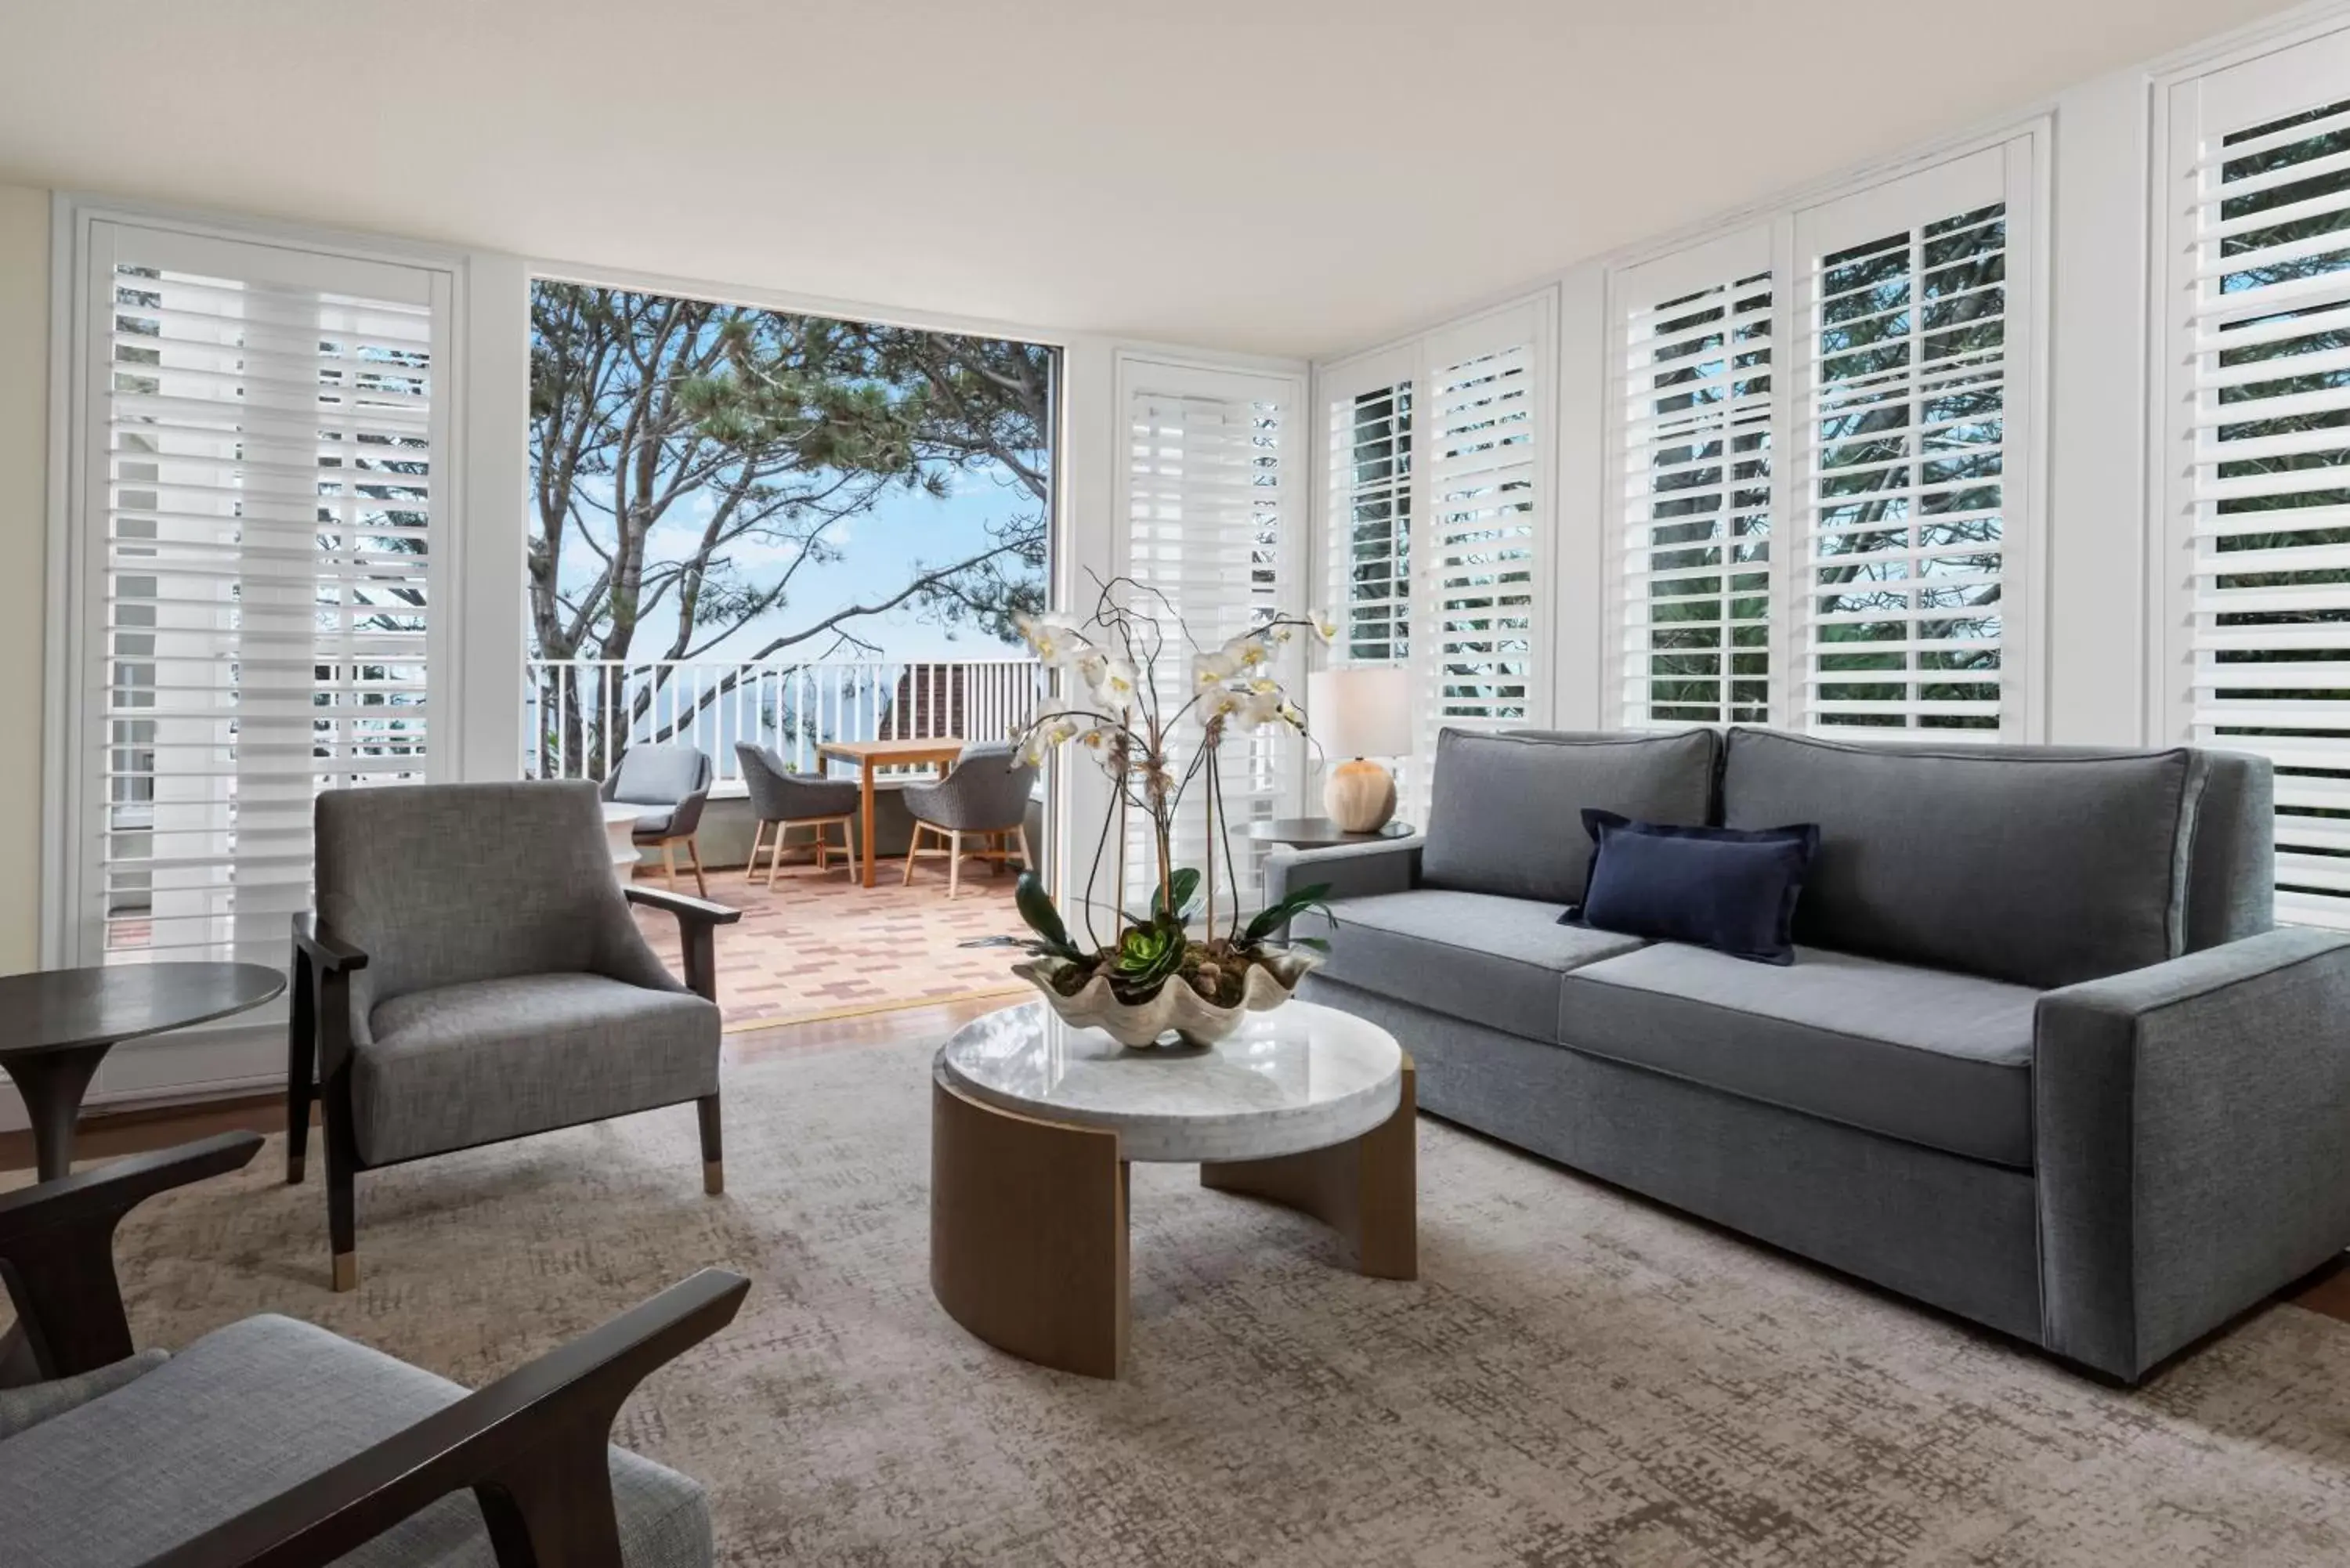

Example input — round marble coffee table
[930,999,1416,1378]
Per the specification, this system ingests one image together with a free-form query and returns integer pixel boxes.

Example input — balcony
[526,655,1049,1029]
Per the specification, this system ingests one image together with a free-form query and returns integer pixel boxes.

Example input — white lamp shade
[1307,667,1414,759]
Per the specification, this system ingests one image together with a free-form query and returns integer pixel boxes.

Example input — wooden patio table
[818,736,966,887]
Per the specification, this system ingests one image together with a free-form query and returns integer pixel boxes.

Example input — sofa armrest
[145,1268,750,1568]
[1261,836,1423,911]
[2034,927,2350,1380]
[0,1133,262,1378]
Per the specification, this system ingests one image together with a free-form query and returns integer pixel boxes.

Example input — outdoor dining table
[817,736,965,887]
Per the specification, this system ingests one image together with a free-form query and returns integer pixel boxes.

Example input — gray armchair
[603,744,714,897]
[0,1132,747,1568]
[900,741,1037,898]
[289,781,740,1291]
[736,742,862,887]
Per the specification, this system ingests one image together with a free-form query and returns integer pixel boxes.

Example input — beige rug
[27,1034,2350,1566]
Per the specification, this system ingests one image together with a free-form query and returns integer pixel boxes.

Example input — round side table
[0,963,286,1181]
[1245,818,1416,851]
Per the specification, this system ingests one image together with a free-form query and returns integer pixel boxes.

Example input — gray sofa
[1268,725,2350,1382]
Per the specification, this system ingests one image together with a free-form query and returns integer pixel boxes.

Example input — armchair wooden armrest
[292,912,370,974]
[624,885,741,1004]
[143,1268,752,1568]
[0,1132,262,1378]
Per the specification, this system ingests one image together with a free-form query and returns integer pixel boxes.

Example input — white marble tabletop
[935,999,1404,1163]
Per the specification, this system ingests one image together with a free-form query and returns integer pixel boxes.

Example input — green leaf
[1151,867,1203,923]
[1242,882,1336,947]
[1014,873,1084,961]
[1289,935,1331,952]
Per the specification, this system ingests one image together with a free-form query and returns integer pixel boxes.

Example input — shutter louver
[1801,201,2010,734]
[2179,93,2350,930]
[1427,340,1538,733]
[1123,374,1292,912]
[1328,381,1412,664]
[96,240,436,965]
[1618,267,1774,725]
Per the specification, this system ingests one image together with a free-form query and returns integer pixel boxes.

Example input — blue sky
[553,460,1044,667]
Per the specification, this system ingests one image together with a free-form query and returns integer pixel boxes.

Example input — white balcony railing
[523,656,1047,786]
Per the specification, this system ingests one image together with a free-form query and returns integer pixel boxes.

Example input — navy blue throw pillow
[1561,810,1820,966]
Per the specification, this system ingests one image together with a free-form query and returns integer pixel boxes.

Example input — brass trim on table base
[1201,1055,1417,1281]
[927,1053,1416,1379]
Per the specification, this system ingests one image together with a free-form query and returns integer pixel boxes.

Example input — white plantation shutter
[1423,301,1549,746]
[2164,34,2350,930]
[1792,143,2032,737]
[1120,360,1300,914]
[78,222,446,966]
[1327,377,1412,665]
[1611,229,1776,726]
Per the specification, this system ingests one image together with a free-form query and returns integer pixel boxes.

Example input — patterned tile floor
[631,848,1032,1031]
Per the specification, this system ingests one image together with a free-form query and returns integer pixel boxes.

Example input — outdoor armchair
[289,781,739,1292]
[603,745,716,897]
[900,741,1037,898]
[735,742,862,887]
[0,1130,747,1568]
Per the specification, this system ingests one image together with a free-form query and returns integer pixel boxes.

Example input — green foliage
[1013,872,1084,962]
[1150,867,1202,924]
[1242,882,1336,948]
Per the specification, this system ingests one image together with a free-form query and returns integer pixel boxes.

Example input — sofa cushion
[1719,728,2207,990]
[1560,943,2041,1167]
[1296,888,1647,1042]
[356,973,720,1165]
[0,1314,711,1568]
[1421,728,1719,904]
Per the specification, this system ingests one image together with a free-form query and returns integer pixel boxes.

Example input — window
[1328,378,1412,665]
[67,220,450,966]
[1613,233,1775,725]
[2160,31,2350,930]
[1424,301,1550,739]
[1607,138,2037,738]
[1120,359,1300,911]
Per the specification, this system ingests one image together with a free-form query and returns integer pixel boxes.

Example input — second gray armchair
[901,741,1038,898]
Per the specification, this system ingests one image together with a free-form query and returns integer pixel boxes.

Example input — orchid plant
[989,575,1339,1008]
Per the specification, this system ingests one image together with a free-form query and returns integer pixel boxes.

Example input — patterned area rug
[40,1034,2350,1566]
[633,859,1028,1028]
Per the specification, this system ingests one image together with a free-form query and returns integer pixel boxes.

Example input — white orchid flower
[1093,659,1139,713]
[1223,633,1271,670]
[1200,686,1245,721]
[1192,649,1239,691]
[1074,647,1109,686]
[1307,608,1339,642]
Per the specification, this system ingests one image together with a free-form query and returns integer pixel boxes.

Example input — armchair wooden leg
[903,824,922,886]
[660,840,678,891]
[837,818,859,880]
[949,829,964,898]
[326,1115,359,1292]
[287,951,316,1185]
[686,836,708,898]
[698,1093,724,1196]
[1016,826,1034,872]
[746,821,769,884]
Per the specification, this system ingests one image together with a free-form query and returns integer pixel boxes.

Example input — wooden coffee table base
[929,1057,1415,1379]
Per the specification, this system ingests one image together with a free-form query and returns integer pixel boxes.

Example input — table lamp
[1306,667,1413,833]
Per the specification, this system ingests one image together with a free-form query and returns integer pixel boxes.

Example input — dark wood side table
[0,963,285,1181]
[1246,818,1417,851]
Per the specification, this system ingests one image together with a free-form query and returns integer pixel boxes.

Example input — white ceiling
[0,0,2307,357]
